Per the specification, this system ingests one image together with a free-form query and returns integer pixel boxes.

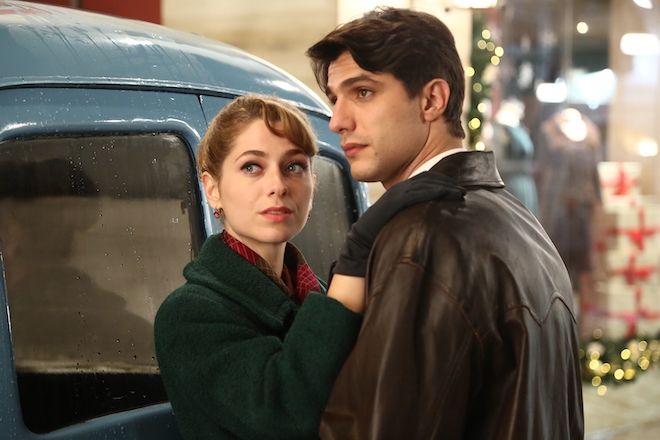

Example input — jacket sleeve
[319,224,477,440]
[155,290,362,440]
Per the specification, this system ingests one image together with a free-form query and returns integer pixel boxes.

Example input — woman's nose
[269,170,288,196]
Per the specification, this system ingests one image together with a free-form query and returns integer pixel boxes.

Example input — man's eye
[358,89,372,98]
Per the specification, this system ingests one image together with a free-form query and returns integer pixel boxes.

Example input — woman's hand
[333,172,465,278]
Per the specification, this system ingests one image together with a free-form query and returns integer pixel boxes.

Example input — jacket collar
[429,150,505,189]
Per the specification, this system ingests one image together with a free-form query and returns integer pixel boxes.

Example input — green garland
[580,329,660,394]
[467,12,498,149]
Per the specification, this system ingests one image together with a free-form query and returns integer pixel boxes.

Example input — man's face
[326,52,429,189]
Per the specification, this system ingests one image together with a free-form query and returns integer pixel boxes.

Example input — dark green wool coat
[154,234,362,440]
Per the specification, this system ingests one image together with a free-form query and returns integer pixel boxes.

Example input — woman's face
[205,119,314,255]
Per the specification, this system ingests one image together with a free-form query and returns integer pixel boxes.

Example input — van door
[0,87,208,439]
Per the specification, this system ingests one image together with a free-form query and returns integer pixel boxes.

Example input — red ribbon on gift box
[600,162,638,196]
[608,207,660,251]
[602,287,660,339]
[608,254,657,285]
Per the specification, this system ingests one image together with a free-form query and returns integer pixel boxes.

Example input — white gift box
[592,283,660,339]
[606,250,660,286]
[599,161,641,205]
[604,199,660,252]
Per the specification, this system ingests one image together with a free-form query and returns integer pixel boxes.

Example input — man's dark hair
[306,7,466,139]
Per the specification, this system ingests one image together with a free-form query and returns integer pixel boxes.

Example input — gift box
[599,161,641,205]
[637,289,660,337]
[591,283,637,340]
[591,283,660,340]
[604,200,660,252]
[606,251,660,286]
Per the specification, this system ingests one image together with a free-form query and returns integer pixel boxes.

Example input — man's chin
[348,164,378,183]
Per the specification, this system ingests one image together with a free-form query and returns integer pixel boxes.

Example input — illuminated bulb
[598,385,607,395]
[469,118,482,130]
[577,22,589,34]
[633,0,653,9]
[536,81,567,103]
[621,33,660,55]
[482,29,491,39]
[466,67,476,77]
[638,139,658,157]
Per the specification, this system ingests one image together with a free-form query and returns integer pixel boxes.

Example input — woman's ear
[421,78,450,122]
[201,171,221,209]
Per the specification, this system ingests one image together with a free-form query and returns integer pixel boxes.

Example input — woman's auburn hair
[196,94,318,180]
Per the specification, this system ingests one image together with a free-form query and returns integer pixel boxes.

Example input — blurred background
[25,1,660,437]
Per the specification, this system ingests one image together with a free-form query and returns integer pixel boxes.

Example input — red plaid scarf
[221,230,320,304]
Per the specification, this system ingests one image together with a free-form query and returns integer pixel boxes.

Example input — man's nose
[328,98,353,134]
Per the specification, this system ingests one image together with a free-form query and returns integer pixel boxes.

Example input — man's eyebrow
[327,75,380,96]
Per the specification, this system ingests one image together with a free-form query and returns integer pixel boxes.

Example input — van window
[0,134,204,433]
[290,155,354,277]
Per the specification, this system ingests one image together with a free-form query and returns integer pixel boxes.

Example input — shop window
[0,134,204,433]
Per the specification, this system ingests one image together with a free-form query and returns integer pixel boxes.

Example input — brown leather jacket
[320,151,584,440]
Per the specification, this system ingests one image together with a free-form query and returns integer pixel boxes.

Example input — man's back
[320,151,584,440]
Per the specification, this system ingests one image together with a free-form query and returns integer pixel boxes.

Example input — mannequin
[489,98,539,215]
[535,107,603,335]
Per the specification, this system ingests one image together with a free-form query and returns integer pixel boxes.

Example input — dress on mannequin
[490,99,539,216]
[535,108,603,290]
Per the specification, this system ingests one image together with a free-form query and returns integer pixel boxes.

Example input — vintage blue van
[0,1,367,438]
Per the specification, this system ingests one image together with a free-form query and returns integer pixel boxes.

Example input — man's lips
[341,143,367,158]
[261,206,292,221]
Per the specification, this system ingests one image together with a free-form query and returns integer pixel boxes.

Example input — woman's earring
[213,208,222,219]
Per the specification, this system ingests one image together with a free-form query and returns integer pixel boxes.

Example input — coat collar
[185,235,298,330]
[430,150,505,189]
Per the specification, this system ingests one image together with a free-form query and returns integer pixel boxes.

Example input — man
[307,7,583,440]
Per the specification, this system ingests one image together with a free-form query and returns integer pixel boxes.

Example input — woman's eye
[286,162,307,173]
[242,162,261,173]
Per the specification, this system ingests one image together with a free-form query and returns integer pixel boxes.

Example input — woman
[154,95,463,440]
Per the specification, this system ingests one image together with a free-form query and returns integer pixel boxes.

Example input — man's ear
[201,171,221,210]
[421,79,450,122]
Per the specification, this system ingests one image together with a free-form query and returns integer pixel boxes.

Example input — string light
[580,331,660,393]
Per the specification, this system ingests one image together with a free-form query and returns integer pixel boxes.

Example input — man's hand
[333,172,465,277]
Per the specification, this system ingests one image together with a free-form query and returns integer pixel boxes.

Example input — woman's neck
[257,245,286,276]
